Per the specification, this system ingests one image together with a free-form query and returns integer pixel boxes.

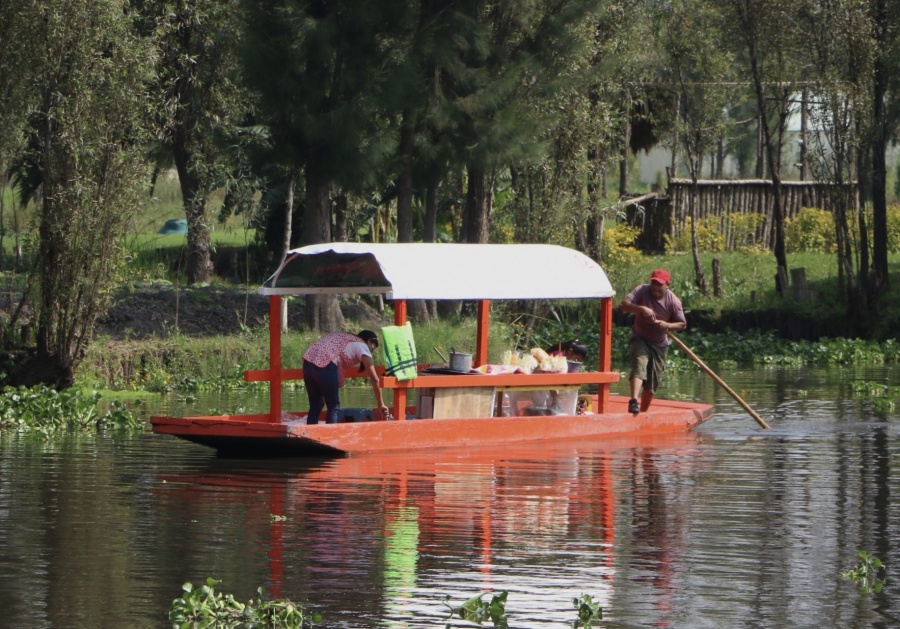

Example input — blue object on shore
[159,219,188,234]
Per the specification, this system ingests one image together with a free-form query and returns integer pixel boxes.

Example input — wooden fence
[626,178,857,252]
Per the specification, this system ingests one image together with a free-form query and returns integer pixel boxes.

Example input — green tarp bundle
[381,323,418,381]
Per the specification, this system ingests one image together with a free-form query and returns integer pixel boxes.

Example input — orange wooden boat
[151,243,714,456]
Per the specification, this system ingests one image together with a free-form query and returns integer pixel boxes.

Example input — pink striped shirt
[303,332,372,387]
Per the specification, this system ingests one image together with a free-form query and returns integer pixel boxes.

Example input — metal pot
[448,347,473,372]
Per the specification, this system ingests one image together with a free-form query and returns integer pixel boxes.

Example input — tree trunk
[870,0,890,292]
[585,146,603,261]
[755,114,765,179]
[333,192,348,242]
[689,178,709,295]
[748,62,788,288]
[281,173,294,260]
[397,111,415,243]
[421,172,440,318]
[171,63,213,285]
[799,88,808,183]
[619,108,631,197]
[463,164,491,243]
[174,145,213,284]
[395,117,429,322]
[280,174,295,334]
[303,161,343,332]
[423,172,439,244]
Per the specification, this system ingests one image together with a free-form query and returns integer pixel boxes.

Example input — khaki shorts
[629,337,669,393]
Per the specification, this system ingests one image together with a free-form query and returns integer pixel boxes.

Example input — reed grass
[79,316,523,391]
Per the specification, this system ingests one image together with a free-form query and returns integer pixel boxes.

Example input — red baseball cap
[649,269,671,284]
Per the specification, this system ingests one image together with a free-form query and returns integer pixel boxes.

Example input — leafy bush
[887,203,900,253]
[665,215,725,253]
[601,225,642,269]
[785,207,835,253]
[721,212,765,252]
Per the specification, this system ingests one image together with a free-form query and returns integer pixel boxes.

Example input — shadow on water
[1,365,898,628]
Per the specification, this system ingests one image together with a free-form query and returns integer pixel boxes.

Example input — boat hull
[150,395,714,457]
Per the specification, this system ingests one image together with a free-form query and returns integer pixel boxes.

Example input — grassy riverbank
[77,247,900,392]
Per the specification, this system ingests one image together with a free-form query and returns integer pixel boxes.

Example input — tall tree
[655,0,734,295]
[439,0,604,244]
[10,0,156,387]
[241,0,401,330]
[725,0,806,294]
[138,0,250,284]
[866,0,900,292]
[0,1,36,272]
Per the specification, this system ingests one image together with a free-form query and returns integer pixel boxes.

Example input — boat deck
[151,394,714,457]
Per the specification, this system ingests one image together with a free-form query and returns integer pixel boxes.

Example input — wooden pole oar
[667,331,770,430]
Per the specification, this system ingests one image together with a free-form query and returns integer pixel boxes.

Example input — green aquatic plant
[572,593,603,628]
[169,577,315,628]
[442,591,603,628]
[849,380,900,398]
[443,591,509,628]
[842,551,885,594]
[0,386,142,434]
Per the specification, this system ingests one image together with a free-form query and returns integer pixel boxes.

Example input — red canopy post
[391,300,408,421]
[476,300,490,366]
[597,296,613,413]
[268,295,283,422]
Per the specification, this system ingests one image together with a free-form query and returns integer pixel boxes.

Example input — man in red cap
[618,268,686,414]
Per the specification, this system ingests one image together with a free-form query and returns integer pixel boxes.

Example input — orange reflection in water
[157,432,710,624]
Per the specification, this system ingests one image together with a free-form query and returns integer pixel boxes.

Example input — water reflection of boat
[151,243,714,456]
[156,433,711,622]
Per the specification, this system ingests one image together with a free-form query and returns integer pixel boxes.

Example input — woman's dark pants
[302,360,341,424]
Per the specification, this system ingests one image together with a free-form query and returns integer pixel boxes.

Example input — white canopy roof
[260,242,615,300]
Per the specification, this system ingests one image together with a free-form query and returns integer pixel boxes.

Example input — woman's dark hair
[546,339,588,360]
[357,330,378,348]
[356,330,378,372]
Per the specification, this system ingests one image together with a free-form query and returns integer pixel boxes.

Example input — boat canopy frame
[249,243,619,422]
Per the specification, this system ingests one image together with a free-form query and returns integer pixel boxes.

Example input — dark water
[1,366,898,628]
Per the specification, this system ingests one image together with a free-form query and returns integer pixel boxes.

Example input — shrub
[721,212,765,252]
[665,216,725,254]
[601,225,642,269]
[785,207,835,253]
[887,203,900,253]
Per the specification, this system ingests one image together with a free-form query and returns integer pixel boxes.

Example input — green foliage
[606,324,900,372]
[602,225,643,269]
[887,203,900,253]
[7,0,159,385]
[0,386,142,434]
[849,380,899,413]
[443,591,509,628]
[785,208,836,253]
[782,204,900,256]
[841,551,885,595]
[169,577,313,628]
[572,593,603,628]
[849,380,900,398]
[665,216,725,253]
[722,212,766,252]
[519,302,600,366]
[441,591,603,628]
